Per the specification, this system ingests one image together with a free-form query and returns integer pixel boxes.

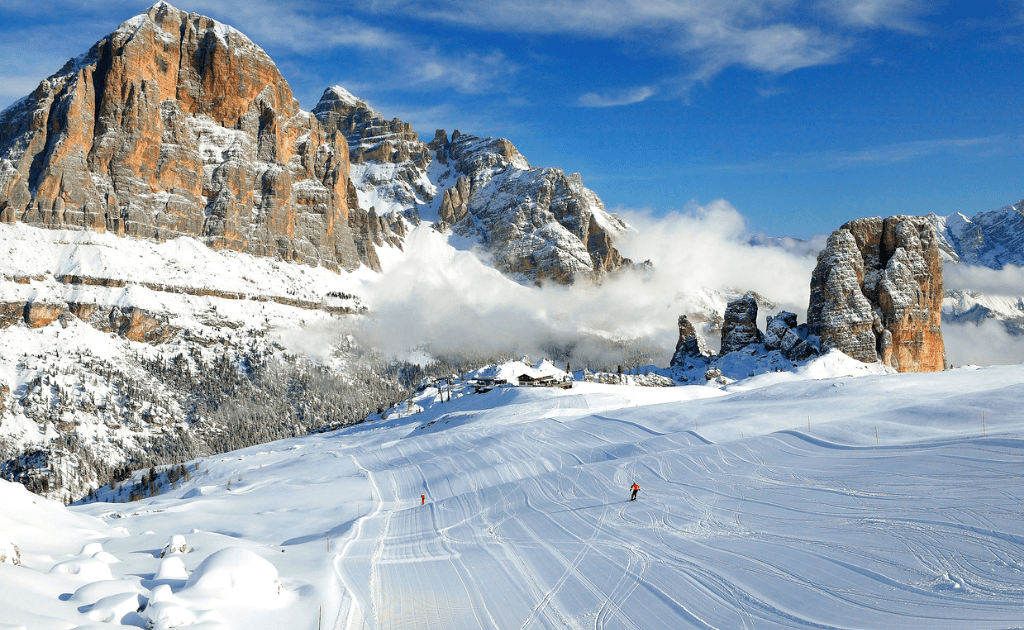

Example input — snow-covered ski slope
[5,355,1024,629]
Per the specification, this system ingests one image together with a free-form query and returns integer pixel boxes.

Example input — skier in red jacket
[421,494,426,505]
[630,482,639,501]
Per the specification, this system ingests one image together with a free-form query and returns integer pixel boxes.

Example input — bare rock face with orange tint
[808,215,945,372]
[0,2,374,271]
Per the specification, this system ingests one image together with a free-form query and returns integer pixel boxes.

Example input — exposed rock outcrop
[312,84,632,284]
[669,297,818,381]
[429,130,630,284]
[719,296,762,354]
[2,299,179,343]
[313,85,433,239]
[0,532,21,566]
[763,312,819,361]
[808,215,944,372]
[0,3,374,271]
[669,315,710,367]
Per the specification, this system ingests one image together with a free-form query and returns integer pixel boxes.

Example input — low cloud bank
[359,201,822,368]
[343,203,1024,370]
[944,263,1024,295]
[944,320,1024,367]
[942,263,1024,367]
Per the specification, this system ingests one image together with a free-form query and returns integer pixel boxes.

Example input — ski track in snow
[7,362,1024,629]
[316,378,1024,629]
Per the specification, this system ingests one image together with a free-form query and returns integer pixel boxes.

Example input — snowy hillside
[3,357,1023,628]
[0,223,408,502]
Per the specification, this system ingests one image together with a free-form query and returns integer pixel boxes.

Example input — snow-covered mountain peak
[446,130,533,173]
[148,0,179,13]
[427,127,630,283]
[313,92,631,283]
[121,2,256,50]
[930,201,1024,269]
[319,85,377,116]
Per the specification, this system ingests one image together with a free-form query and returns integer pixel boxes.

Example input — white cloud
[684,21,848,82]
[358,201,821,368]
[0,0,946,114]
[378,0,856,85]
[944,320,1024,368]
[941,265,1024,367]
[833,136,1005,166]
[578,86,657,108]
[358,206,1022,370]
[701,135,1011,174]
[944,264,1024,296]
[614,201,818,316]
[824,0,930,33]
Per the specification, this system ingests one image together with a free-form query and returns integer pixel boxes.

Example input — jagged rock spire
[808,216,945,372]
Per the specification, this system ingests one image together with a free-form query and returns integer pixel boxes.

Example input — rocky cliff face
[428,130,630,284]
[808,216,945,372]
[670,315,711,366]
[312,83,631,284]
[0,2,379,271]
[763,312,818,361]
[314,86,434,221]
[719,296,762,354]
[670,296,818,383]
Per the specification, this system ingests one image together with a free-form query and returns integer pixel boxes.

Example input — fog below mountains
[943,263,1024,366]
[357,202,815,369]
[354,202,1024,370]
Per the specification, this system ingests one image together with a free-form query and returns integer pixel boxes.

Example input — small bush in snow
[0,531,20,566]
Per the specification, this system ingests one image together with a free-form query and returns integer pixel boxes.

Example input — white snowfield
[3,356,1024,629]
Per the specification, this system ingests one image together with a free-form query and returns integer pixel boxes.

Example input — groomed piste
[3,354,1024,629]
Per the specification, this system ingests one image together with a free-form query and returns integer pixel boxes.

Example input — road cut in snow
[1,357,1024,628]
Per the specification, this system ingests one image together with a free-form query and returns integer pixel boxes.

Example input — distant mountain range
[930,202,1024,268]
[928,204,1024,336]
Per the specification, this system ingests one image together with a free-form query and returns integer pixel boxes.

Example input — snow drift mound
[181,547,282,601]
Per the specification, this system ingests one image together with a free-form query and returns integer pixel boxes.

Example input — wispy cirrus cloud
[831,135,1006,166]
[175,0,521,95]
[704,134,1012,174]
[578,85,657,108]
[823,0,930,33]
[368,0,922,105]
[682,21,849,83]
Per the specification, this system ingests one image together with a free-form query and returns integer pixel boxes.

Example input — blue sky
[2,1,1023,239]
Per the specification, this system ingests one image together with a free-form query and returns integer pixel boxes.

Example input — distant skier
[421,494,426,505]
[630,482,639,501]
